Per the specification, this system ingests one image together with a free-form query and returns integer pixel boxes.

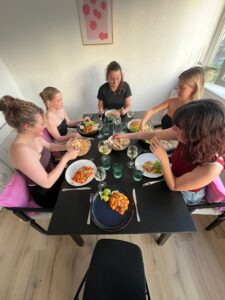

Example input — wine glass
[95,166,107,190]
[98,140,112,160]
[127,145,138,168]
[127,110,134,119]
[97,116,104,139]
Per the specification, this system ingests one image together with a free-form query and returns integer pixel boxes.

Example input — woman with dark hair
[0,96,80,208]
[113,99,225,204]
[97,61,132,115]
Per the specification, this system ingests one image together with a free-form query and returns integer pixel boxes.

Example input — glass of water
[95,166,107,190]
[127,144,138,168]
[113,116,121,133]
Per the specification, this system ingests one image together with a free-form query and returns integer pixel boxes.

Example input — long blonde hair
[179,66,205,100]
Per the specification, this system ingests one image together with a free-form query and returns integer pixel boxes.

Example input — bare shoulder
[167,97,179,105]
[10,142,33,165]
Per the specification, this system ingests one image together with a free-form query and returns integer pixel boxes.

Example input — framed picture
[77,0,113,45]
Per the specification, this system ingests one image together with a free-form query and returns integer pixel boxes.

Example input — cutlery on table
[132,188,141,222]
[142,179,164,187]
[62,187,91,192]
[87,193,93,225]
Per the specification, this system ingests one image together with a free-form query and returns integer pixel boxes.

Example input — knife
[132,188,140,222]
[142,179,164,187]
[62,187,91,191]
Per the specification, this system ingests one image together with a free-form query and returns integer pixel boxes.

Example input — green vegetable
[152,161,162,174]
[99,188,112,202]
[104,188,111,196]
[83,119,94,127]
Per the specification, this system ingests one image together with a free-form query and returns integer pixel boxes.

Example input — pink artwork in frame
[77,0,113,45]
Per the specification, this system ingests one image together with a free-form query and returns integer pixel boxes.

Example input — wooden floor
[0,210,225,300]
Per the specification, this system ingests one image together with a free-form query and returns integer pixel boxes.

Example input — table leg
[156,233,172,245]
[70,235,84,246]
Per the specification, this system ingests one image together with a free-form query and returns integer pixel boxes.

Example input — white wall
[0,58,23,142]
[0,0,224,119]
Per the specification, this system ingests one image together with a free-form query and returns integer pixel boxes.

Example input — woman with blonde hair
[0,96,80,208]
[40,87,87,142]
[140,66,205,130]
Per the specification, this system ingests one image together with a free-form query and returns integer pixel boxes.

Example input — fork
[87,193,93,225]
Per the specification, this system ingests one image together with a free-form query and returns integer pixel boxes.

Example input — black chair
[6,206,52,234]
[74,239,151,300]
[187,202,225,231]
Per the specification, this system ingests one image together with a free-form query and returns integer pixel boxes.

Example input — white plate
[135,153,163,178]
[65,159,97,186]
[127,119,141,132]
[105,109,120,119]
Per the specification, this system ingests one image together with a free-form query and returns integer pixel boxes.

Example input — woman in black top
[40,87,87,142]
[97,61,132,115]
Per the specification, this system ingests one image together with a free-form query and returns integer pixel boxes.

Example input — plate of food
[71,138,91,157]
[135,153,163,178]
[127,119,152,133]
[77,119,99,136]
[108,135,130,151]
[140,138,178,152]
[105,109,120,120]
[65,159,96,186]
[91,186,134,232]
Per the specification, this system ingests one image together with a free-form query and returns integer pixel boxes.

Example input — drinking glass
[101,155,111,170]
[133,168,143,182]
[98,140,112,161]
[94,166,107,190]
[127,145,138,168]
[112,163,123,179]
[127,110,134,119]
[102,124,110,137]
[113,117,122,133]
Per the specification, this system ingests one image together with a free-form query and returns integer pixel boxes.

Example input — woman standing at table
[140,66,205,130]
[40,86,87,142]
[0,96,80,208]
[97,61,132,116]
[113,100,225,205]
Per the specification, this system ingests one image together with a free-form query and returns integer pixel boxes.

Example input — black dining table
[47,111,196,246]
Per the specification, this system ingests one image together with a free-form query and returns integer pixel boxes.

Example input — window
[203,10,225,87]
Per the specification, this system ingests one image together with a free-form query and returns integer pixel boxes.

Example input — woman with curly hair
[113,100,225,204]
[97,61,132,115]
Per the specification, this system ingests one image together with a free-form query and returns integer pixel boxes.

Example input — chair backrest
[81,239,149,300]
[0,171,39,208]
